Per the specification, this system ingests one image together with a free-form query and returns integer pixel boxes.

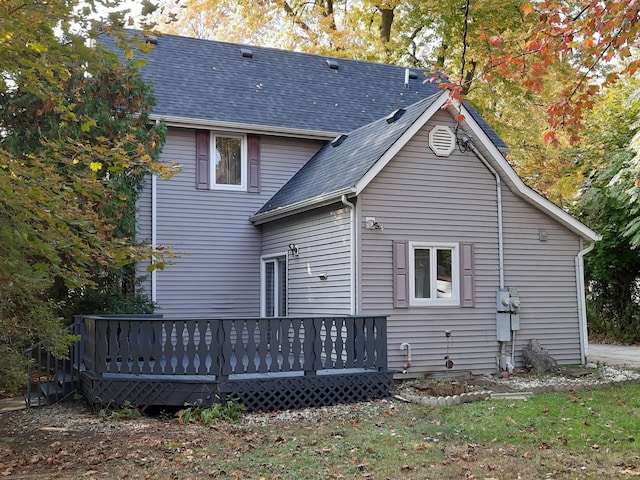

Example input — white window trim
[260,253,288,317]
[210,133,247,191]
[409,242,459,306]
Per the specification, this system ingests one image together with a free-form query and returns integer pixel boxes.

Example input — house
[127,32,599,380]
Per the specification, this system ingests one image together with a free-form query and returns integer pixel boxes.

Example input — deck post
[303,317,317,376]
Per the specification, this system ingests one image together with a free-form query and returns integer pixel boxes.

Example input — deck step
[39,382,65,402]
[55,372,78,386]
[25,392,47,408]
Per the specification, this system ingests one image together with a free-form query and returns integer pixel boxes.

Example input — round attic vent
[429,125,456,157]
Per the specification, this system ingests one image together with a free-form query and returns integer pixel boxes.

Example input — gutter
[576,240,595,364]
[149,114,340,141]
[251,187,356,225]
[341,195,357,315]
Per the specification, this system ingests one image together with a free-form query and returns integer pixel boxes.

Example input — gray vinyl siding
[358,111,582,375]
[501,188,581,365]
[137,127,322,317]
[261,205,352,316]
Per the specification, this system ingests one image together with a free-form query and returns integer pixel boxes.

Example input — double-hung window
[409,242,459,306]
[212,134,246,190]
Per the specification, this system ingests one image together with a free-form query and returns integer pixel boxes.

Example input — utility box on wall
[496,312,511,341]
[496,287,520,340]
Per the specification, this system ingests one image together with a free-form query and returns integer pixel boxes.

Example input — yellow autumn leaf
[89,161,103,172]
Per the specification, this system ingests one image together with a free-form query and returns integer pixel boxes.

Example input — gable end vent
[429,125,456,157]
[326,59,339,70]
[240,48,253,58]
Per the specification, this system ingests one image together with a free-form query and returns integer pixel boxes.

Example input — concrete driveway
[588,343,640,368]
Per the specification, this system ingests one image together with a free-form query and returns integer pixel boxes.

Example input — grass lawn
[200,385,639,479]
[1,383,639,479]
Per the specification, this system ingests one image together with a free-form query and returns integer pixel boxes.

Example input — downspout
[151,173,157,303]
[341,195,356,315]
[576,240,595,364]
[151,119,159,303]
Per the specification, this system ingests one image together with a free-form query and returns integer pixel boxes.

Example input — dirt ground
[2,366,639,479]
[0,399,388,479]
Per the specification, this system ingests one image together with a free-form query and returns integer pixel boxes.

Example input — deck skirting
[81,369,393,412]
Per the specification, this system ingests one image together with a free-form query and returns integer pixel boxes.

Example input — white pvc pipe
[468,142,504,290]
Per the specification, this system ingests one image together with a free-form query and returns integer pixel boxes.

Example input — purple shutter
[247,134,261,193]
[195,130,210,190]
[460,243,475,307]
[392,240,410,308]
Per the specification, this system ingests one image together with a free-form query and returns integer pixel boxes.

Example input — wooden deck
[74,315,392,411]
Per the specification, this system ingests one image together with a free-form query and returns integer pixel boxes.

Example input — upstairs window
[409,242,459,306]
[196,130,260,192]
[212,134,245,190]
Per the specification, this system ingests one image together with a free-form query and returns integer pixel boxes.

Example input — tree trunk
[379,8,394,42]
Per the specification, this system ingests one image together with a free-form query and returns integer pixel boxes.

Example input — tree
[0,0,173,392]
[570,77,640,342]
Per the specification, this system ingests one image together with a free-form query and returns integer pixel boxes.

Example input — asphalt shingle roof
[255,94,441,215]
[117,32,505,149]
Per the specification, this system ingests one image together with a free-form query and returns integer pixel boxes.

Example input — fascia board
[354,91,450,195]
[459,104,601,242]
[150,114,338,141]
[250,187,356,225]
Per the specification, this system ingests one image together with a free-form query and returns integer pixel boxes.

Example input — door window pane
[264,256,287,317]
[265,261,275,317]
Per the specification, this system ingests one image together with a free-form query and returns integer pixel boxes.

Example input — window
[262,255,287,317]
[409,242,459,305]
[212,134,246,190]
[196,130,261,192]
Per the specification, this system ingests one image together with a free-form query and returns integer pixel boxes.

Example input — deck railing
[82,315,388,379]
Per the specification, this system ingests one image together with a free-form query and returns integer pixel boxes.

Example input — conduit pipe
[341,195,357,315]
[463,137,505,290]
[462,135,510,368]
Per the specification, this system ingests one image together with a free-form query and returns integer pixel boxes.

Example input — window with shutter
[195,131,260,192]
[407,242,460,306]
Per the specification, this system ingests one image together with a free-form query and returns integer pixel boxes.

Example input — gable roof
[251,91,600,243]
[253,93,443,218]
[114,31,505,149]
